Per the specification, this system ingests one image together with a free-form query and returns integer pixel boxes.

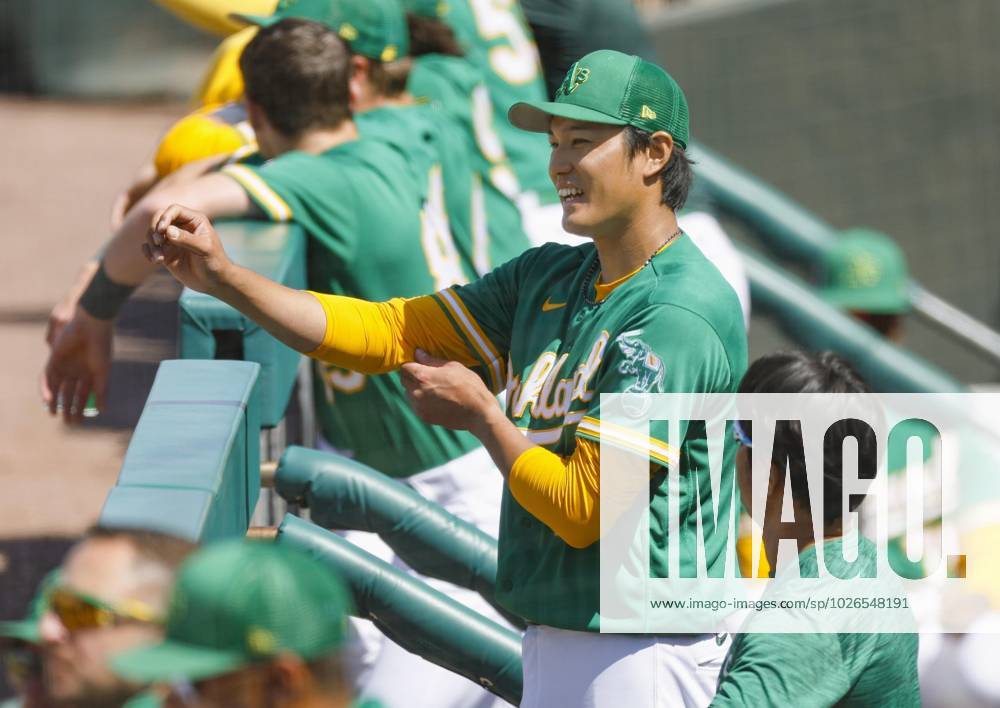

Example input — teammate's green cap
[235,0,409,62]
[112,540,352,683]
[0,569,60,644]
[821,228,911,314]
[509,49,689,149]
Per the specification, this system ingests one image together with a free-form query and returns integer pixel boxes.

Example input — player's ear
[245,99,267,133]
[642,131,674,180]
[347,54,370,111]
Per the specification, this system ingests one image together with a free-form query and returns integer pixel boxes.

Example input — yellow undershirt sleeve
[305,292,480,373]
[507,439,602,549]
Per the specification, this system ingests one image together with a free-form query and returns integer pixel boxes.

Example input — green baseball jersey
[432,236,747,629]
[409,54,532,273]
[356,103,474,281]
[712,537,920,708]
[222,139,480,477]
[438,0,556,202]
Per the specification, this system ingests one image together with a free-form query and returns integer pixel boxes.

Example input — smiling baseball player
[145,50,747,707]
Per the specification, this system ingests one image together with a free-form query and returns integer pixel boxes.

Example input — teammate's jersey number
[469,0,540,86]
[471,84,520,200]
[319,362,366,398]
[421,165,468,290]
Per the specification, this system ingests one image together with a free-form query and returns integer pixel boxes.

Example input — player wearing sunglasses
[37,527,194,708]
[113,539,356,708]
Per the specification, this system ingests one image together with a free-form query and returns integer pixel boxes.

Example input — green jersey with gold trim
[409,54,532,273]
[356,104,476,284]
[438,0,555,203]
[430,236,747,629]
[713,537,920,708]
[222,138,480,477]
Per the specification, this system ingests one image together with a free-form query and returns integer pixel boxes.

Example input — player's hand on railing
[41,308,112,424]
[144,204,234,296]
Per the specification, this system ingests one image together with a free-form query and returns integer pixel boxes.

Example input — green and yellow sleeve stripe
[432,287,506,393]
[221,163,292,222]
[576,416,677,468]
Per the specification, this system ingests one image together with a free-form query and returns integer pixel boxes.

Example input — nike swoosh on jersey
[542,297,567,312]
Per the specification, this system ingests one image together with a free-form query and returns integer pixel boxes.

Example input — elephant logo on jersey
[615,330,664,418]
[558,64,591,97]
[616,330,664,393]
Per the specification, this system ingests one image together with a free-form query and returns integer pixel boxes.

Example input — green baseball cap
[0,569,61,644]
[821,228,911,314]
[509,49,689,149]
[112,540,352,683]
[235,0,409,61]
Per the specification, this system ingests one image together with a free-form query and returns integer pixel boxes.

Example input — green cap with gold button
[235,0,409,62]
[112,539,352,682]
[509,49,690,149]
[821,228,911,314]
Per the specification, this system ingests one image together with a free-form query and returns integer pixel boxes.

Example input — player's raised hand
[41,308,112,424]
[144,204,233,295]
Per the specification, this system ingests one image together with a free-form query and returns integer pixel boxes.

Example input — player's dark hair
[365,57,414,98]
[240,18,352,137]
[406,13,464,57]
[363,16,462,100]
[737,351,877,528]
[622,125,693,212]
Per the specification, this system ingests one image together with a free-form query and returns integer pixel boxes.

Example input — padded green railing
[274,446,520,626]
[740,244,963,393]
[692,140,832,264]
[692,140,1000,365]
[277,514,523,705]
[99,359,262,542]
[178,221,306,428]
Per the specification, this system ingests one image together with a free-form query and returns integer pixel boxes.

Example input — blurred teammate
[144,49,746,706]
[37,527,195,708]
[113,539,355,708]
[820,229,939,579]
[411,0,569,245]
[821,228,911,341]
[404,0,532,272]
[712,350,920,707]
[233,0,531,275]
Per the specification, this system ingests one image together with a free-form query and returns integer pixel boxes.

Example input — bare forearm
[102,200,163,286]
[104,172,254,287]
[212,264,327,354]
